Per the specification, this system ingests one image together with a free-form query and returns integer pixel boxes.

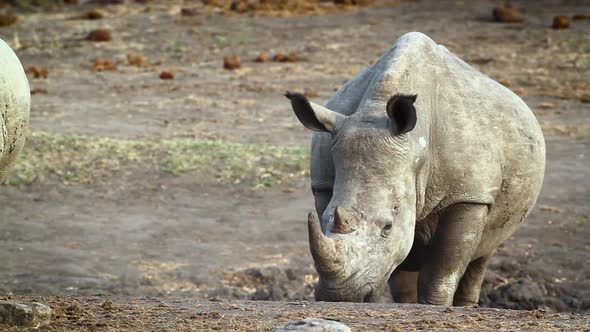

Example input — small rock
[229,0,252,13]
[101,299,114,310]
[255,51,269,62]
[181,8,199,16]
[0,301,52,327]
[0,14,18,27]
[85,9,105,19]
[492,3,523,23]
[469,57,494,65]
[537,102,556,109]
[275,318,351,332]
[287,51,298,62]
[552,16,570,29]
[127,53,151,67]
[31,88,48,95]
[273,52,298,62]
[223,55,241,70]
[63,241,84,249]
[499,79,512,87]
[65,301,83,318]
[27,66,49,79]
[572,14,590,20]
[93,59,117,71]
[273,53,287,62]
[334,0,374,5]
[511,87,527,96]
[206,287,250,300]
[540,205,563,213]
[86,29,112,42]
[160,71,175,79]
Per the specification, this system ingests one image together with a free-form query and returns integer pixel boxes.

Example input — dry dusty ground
[0,0,589,329]
[2,295,590,331]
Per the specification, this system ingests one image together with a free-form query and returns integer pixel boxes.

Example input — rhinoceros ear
[386,94,417,135]
[284,91,342,133]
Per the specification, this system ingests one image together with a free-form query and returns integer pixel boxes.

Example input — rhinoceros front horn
[308,211,340,275]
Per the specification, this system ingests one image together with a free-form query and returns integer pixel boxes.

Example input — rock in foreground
[0,301,52,327]
[492,3,523,23]
[275,318,352,332]
[1,296,588,331]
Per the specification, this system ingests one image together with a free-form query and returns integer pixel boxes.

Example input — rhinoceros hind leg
[389,270,418,303]
[453,254,491,306]
[417,203,488,306]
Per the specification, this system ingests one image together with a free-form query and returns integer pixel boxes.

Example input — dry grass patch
[4,132,309,187]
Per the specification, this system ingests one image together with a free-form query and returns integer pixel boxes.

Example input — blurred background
[0,0,588,312]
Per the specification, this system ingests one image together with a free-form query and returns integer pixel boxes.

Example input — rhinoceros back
[0,38,30,181]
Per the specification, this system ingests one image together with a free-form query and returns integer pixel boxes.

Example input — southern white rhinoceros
[0,39,30,181]
[285,32,545,306]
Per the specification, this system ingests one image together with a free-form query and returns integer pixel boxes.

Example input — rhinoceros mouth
[315,281,374,302]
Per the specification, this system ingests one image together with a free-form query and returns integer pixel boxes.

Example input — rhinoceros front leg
[417,203,488,306]
[453,254,491,306]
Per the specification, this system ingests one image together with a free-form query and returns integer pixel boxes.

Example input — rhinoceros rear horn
[386,93,418,135]
[332,206,358,234]
[308,211,340,275]
[284,91,343,133]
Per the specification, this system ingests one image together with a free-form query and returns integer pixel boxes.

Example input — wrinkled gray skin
[0,39,30,181]
[286,32,545,306]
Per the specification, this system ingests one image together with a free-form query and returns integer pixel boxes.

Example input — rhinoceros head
[286,91,419,302]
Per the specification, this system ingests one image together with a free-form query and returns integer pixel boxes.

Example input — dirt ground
[2,295,590,331]
[0,0,589,326]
